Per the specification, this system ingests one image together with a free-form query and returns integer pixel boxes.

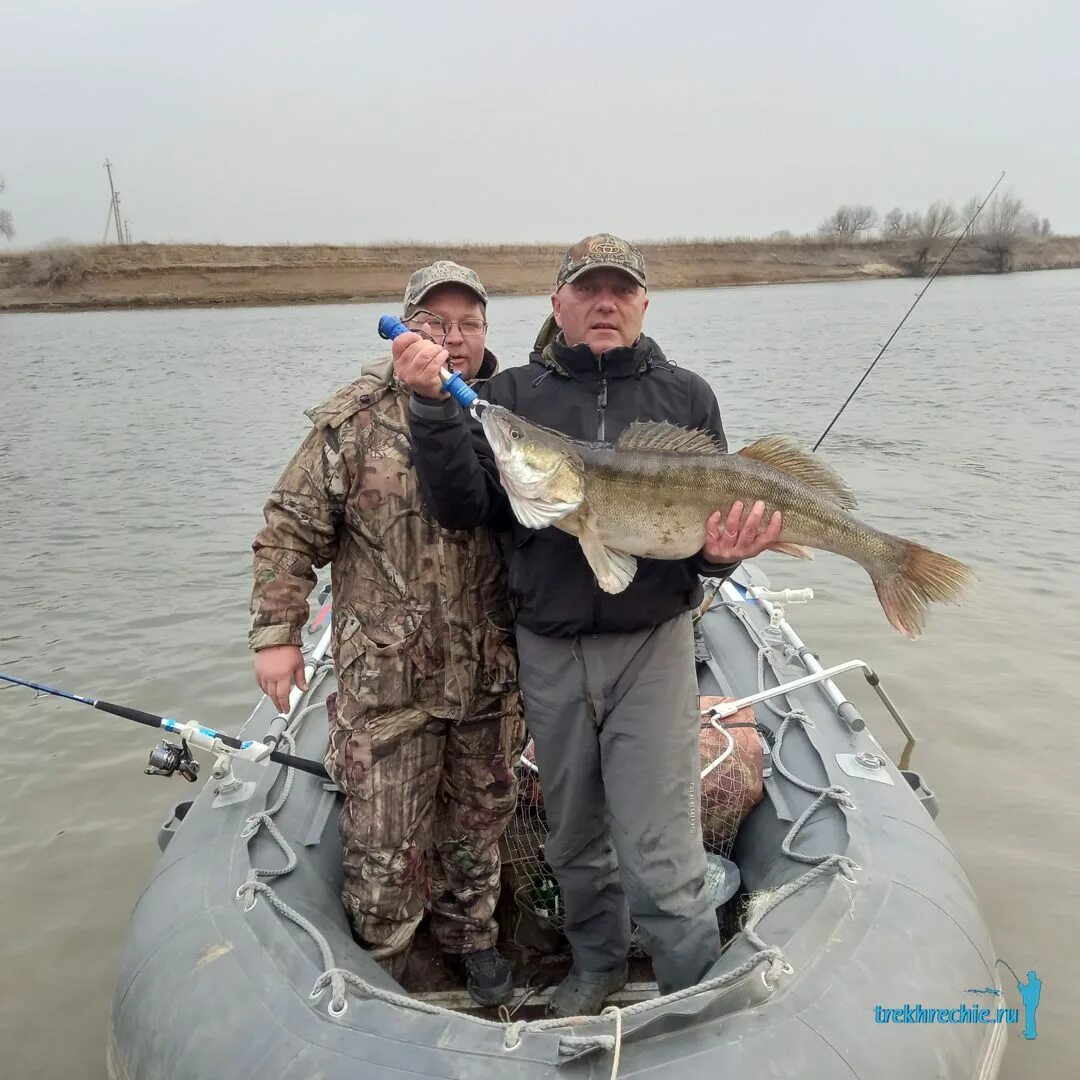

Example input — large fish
[478,404,976,639]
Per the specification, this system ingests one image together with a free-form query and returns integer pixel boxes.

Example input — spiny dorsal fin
[616,421,725,456]
[737,435,859,509]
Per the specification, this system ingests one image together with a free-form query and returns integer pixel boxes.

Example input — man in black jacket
[394,235,781,1015]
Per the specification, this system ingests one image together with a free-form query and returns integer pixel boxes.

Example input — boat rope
[603,1005,623,1080]
[730,602,862,869]
[235,664,331,904]
[235,730,300,898]
[233,601,860,1072]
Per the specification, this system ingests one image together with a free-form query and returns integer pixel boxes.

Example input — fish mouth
[479,407,515,457]
[480,409,549,480]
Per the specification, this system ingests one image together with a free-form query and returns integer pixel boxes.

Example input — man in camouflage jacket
[249,262,523,1006]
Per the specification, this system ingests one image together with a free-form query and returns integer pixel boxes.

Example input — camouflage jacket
[249,353,517,720]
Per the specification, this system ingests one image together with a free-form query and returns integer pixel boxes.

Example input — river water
[2,271,1078,1078]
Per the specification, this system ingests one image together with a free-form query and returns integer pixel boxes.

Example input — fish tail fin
[871,541,978,639]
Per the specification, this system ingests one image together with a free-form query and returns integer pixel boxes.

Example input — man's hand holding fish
[704,499,783,563]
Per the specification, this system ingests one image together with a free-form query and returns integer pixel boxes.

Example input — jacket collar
[531,330,667,381]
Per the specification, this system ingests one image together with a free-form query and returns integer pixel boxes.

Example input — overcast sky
[3,0,1078,248]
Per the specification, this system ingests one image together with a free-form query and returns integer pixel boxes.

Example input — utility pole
[103,158,127,245]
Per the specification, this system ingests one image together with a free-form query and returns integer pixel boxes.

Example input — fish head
[479,405,584,529]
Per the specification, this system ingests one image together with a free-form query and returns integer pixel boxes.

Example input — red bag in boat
[698,696,765,851]
[519,739,544,807]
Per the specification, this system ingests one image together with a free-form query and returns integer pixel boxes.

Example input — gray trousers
[516,612,722,995]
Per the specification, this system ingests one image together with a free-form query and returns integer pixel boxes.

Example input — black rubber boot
[461,947,514,1007]
[548,964,629,1018]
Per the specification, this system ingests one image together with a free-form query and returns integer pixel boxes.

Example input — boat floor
[391,886,744,1021]
[397,918,660,1020]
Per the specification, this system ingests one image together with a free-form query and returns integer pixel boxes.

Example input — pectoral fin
[506,491,581,530]
[576,516,638,594]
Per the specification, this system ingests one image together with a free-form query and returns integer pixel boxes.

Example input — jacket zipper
[592,376,610,631]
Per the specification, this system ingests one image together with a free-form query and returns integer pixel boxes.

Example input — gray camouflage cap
[403,260,488,312]
[555,233,647,290]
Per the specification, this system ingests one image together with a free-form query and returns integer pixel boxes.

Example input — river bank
[2,235,1079,313]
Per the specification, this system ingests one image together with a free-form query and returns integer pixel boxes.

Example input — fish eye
[510,428,523,440]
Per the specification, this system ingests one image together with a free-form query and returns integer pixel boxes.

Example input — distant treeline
[810,191,1050,272]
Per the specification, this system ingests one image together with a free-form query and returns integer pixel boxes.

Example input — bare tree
[978,192,1033,272]
[818,203,878,240]
[959,196,981,232]
[1039,217,1052,238]
[818,207,846,238]
[919,200,958,241]
[981,192,1028,237]
[852,204,878,235]
[0,176,13,242]
[882,207,904,236]
[905,200,959,275]
[881,208,924,239]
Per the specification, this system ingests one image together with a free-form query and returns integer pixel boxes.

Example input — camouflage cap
[403,260,488,313]
[555,233,647,291]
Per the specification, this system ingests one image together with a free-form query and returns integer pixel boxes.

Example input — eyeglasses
[403,309,488,342]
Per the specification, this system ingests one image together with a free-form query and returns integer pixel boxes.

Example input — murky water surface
[2,270,1078,1077]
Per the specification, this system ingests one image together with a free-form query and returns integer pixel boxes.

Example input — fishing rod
[0,669,331,781]
[812,171,1006,452]
[996,958,1023,986]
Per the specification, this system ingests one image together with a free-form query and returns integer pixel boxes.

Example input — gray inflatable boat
[108,564,1007,1079]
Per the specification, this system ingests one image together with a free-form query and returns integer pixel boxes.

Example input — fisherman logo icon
[998,961,1042,1041]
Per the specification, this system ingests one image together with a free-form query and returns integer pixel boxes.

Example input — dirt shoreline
[2,236,1078,314]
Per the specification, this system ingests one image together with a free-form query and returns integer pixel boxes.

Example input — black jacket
[409,331,738,637]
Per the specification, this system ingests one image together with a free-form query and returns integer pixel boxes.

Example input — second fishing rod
[813,171,1005,452]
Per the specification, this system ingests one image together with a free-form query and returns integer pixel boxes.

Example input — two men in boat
[249,261,523,1006]
[394,235,780,1015]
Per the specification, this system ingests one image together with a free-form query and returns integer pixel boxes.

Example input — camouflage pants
[325,690,525,958]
